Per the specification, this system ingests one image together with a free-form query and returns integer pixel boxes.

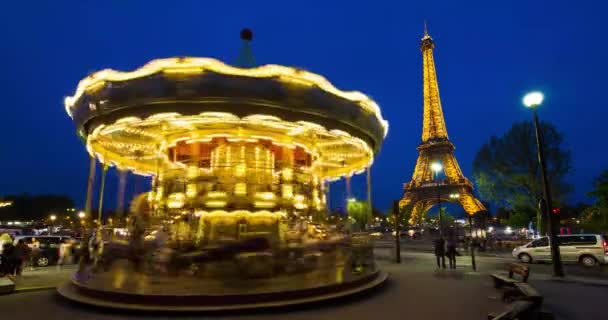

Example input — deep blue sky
[0,1,606,213]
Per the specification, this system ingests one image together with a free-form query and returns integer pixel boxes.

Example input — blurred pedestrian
[57,239,73,270]
[446,231,457,269]
[434,237,446,269]
[14,239,30,276]
[0,233,13,254]
[0,242,14,276]
[28,238,41,271]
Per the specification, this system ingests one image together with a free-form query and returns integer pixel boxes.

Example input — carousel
[58,30,389,311]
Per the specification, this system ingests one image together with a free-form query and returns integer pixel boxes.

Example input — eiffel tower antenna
[400,29,486,224]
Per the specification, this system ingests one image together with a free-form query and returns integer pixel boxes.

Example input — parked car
[12,235,77,267]
[512,234,608,267]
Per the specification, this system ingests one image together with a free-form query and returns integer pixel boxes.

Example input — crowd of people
[0,235,32,279]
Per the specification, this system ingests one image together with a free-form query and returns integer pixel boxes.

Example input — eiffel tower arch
[400,27,486,223]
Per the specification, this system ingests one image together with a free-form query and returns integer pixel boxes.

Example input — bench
[513,282,543,304]
[491,263,529,288]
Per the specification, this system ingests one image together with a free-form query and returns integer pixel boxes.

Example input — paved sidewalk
[0,261,505,319]
[11,265,75,292]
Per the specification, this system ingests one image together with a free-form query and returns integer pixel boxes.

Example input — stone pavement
[8,265,75,292]
[0,260,505,319]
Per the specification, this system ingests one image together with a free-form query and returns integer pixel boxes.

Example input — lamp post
[392,200,401,263]
[452,193,476,271]
[431,161,443,237]
[523,91,564,277]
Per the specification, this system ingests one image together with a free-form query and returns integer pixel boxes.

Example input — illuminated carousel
[58,30,389,311]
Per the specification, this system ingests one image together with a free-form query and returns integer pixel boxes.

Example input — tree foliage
[0,194,75,220]
[347,200,371,231]
[580,170,608,232]
[473,121,573,224]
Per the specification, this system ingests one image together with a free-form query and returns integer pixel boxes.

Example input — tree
[581,170,608,232]
[507,205,535,228]
[0,194,75,220]
[347,200,371,231]
[473,121,573,233]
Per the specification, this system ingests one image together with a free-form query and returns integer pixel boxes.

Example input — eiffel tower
[400,27,486,223]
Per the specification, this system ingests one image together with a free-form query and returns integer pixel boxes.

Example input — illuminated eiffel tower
[400,26,486,222]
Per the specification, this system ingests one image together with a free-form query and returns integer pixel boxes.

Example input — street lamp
[431,161,443,237]
[452,192,476,270]
[523,91,564,277]
[78,211,86,219]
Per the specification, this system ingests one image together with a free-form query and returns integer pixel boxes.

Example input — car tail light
[603,240,608,255]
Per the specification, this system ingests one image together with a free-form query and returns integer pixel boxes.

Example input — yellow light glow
[235,163,246,177]
[115,117,141,124]
[0,201,13,208]
[85,112,377,180]
[155,187,164,201]
[207,191,227,198]
[254,201,276,209]
[282,168,293,182]
[430,162,443,173]
[256,192,275,200]
[64,57,388,136]
[187,166,199,179]
[235,183,247,196]
[282,184,293,199]
[205,200,227,208]
[294,194,306,202]
[294,203,308,210]
[186,184,197,198]
[523,91,544,108]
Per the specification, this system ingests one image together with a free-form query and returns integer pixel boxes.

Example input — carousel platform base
[57,270,388,312]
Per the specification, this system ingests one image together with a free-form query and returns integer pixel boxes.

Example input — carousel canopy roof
[65,57,388,145]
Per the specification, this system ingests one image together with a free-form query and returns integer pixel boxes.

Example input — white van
[512,234,608,267]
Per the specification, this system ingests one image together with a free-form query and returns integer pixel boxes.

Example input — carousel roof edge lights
[64,56,389,137]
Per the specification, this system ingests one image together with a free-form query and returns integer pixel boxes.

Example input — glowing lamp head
[78,211,86,219]
[50,215,57,221]
[430,162,443,173]
[523,92,544,108]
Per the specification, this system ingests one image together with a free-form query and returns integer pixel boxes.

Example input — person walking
[434,237,446,269]
[14,239,30,276]
[57,239,70,270]
[446,231,458,269]
[0,242,14,277]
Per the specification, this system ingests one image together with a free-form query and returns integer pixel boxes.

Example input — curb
[547,276,608,287]
[15,286,57,293]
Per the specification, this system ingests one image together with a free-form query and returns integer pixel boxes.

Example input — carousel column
[326,180,331,215]
[152,143,164,217]
[345,174,352,199]
[116,169,127,224]
[97,163,109,227]
[366,166,373,229]
[282,145,295,220]
[84,156,97,217]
